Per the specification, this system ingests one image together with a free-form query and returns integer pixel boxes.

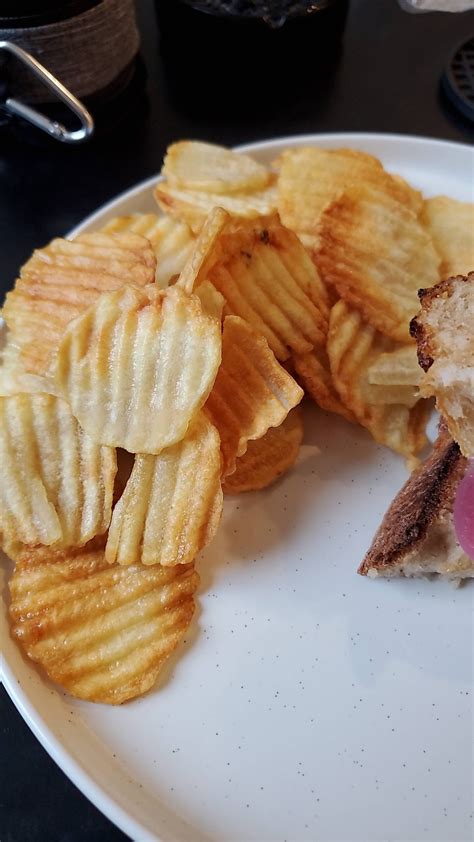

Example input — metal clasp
[0,40,94,143]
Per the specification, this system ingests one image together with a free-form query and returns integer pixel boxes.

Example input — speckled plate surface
[1,134,473,842]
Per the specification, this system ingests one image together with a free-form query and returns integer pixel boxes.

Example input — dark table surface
[1,0,473,839]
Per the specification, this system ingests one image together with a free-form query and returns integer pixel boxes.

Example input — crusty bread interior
[410,273,474,457]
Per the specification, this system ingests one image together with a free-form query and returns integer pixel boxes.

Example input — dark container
[0,0,101,27]
[0,0,145,142]
[155,0,349,116]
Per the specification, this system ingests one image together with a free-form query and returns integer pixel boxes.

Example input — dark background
[1,0,473,839]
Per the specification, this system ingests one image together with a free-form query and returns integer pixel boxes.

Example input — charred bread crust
[409,272,473,372]
[358,428,467,575]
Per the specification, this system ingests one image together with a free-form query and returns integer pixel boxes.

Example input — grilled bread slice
[359,427,472,580]
[410,273,474,457]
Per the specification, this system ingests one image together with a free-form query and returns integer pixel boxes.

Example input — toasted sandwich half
[360,273,473,580]
[359,426,472,579]
[410,272,473,457]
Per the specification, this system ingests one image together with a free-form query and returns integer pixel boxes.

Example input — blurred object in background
[442,36,474,123]
[398,0,474,11]
[397,1,474,125]
[0,0,145,142]
[0,40,94,142]
[155,0,349,117]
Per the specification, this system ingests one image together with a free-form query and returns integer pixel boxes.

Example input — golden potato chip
[0,339,58,397]
[421,195,474,278]
[106,413,222,567]
[1,232,156,375]
[178,207,229,294]
[275,147,423,251]
[99,213,195,288]
[327,300,429,458]
[154,179,278,233]
[194,280,225,321]
[292,349,356,422]
[9,541,199,704]
[0,392,116,550]
[205,316,304,476]
[367,344,420,387]
[180,212,329,362]
[361,383,420,408]
[222,408,304,494]
[315,182,440,341]
[54,284,221,454]
[162,141,271,194]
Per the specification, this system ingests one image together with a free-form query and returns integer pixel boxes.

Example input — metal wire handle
[0,40,94,143]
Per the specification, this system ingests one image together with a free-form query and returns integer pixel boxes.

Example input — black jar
[155,0,349,116]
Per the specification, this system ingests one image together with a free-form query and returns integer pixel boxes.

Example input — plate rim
[2,131,473,842]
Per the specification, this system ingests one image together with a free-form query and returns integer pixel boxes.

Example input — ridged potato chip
[275,147,423,251]
[9,541,199,704]
[361,383,420,409]
[194,280,225,322]
[99,213,195,288]
[222,408,304,494]
[162,141,271,194]
[315,182,440,341]
[205,316,304,476]
[0,339,57,397]
[154,180,278,234]
[106,413,222,567]
[367,344,420,387]
[178,208,229,294]
[1,232,156,375]
[180,212,329,362]
[293,349,356,422]
[327,300,429,459]
[421,196,474,278]
[54,284,221,454]
[0,392,116,550]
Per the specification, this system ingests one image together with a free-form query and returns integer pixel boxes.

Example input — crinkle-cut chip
[182,213,330,362]
[389,174,424,214]
[361,383,420,409]
[194,280,225,322]
[293,349,356,422]
[0,392,116,550]
[205,316,304,476]
[9,542,199,704]
[367,344,421,387]
[0,339,58,397]
[54,284,221,455]
[315,182,440,342]
[106,413,222,567]
[327,300,429,459]
[99,213,195,288]
[1,232,156,375]
[162,141,271,194]
[154,179,278,234]
[223,408,304,494]
[420,196,474,279]
[178,208,229,294]
[275,147,423,251]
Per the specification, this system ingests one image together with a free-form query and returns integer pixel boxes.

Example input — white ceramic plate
[2,134,473,842]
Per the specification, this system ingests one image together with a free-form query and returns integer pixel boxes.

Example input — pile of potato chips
[1,140,473,704]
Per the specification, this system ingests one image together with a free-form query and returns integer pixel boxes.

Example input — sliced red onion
[453,460,474,560]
